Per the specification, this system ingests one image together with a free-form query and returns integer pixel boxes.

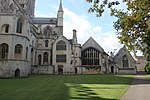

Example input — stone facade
[136,56,147,72]
[0,0,137,78]
[110,46,137,74]
[81,37,109,74]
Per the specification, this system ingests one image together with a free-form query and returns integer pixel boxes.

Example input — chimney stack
[73,29,77,44]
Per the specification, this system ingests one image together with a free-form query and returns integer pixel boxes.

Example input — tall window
[2,24,9,33]
[16,19,22,33]
[43,52,48,64]
[45,40,49,47]
[0,43,9,59]
[15,44,23,58]
[56,55,66,62]
[5,25,9,33]
[31,48,34,64]
[38,55,42,65]
[122,55,129,68]
[82,47,100,65]
[26,47,28,60]
[56,40,66,50]
[43,26,52,38]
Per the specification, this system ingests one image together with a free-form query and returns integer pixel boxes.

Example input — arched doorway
[111,66,114,73]
[15,69,20,77]
[75,67,77,74]
[58,65,63,74]
[58,68,63,74]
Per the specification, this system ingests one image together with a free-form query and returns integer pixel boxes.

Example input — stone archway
[111,66,114,73]
[58,65,63,74]
[15,69,20,77]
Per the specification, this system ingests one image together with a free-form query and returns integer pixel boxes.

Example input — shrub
[145,61,150,74]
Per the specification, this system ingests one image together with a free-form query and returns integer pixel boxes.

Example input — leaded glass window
[56,40,66,50]
[56,55,66,62]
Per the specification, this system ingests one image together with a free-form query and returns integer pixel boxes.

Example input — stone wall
[0,59,30,77]
[118,68,137,74]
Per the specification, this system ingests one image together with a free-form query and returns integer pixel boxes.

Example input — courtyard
[0,75,133,100]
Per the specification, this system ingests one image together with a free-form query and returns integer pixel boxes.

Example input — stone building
[136,56,147,73]
[0,0,137,78]
[81,37,109,74]
[110,46,137,74]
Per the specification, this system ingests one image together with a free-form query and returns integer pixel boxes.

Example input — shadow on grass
[62,75,136,100]
[67,83,118,100]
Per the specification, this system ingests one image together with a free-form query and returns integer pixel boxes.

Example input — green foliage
[146,75,150,79]
[145,61,150,74]
[86,0,150,61]
[0,75,133,100]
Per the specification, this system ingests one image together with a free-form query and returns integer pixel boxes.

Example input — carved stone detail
[0,0,15,13]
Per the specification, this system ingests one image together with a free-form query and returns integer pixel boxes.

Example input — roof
[82,37,104,52]
[114,45,135,62]
[32,18,57,24]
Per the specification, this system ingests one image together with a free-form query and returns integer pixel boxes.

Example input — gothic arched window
[43,26,52,38]
[38,55,42,65]
[122,55,129,68]
[82,47,100,65]
[43,52,48,64]
[16,19,22,33]
[0,43,9,59]
[45,40,49,47]
[26,47,28,60]
[5,25,9,33]
[15,44,23,58]
[56,40,66,50]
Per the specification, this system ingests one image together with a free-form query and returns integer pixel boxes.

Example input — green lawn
[146,75,150,79]
[0,75,133,100]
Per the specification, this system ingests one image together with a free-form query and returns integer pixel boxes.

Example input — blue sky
[35,0,128,55]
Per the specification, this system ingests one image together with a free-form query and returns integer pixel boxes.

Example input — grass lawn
[0,75,133,100]
[146,74,150,79]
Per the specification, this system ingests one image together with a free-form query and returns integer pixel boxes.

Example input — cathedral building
[0,0,137,78]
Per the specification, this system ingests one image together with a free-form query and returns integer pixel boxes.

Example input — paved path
[121,75,150,100]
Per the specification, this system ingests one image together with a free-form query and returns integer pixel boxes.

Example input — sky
[34,0,141,55]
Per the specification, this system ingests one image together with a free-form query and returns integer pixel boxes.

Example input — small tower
[57,0,64,35]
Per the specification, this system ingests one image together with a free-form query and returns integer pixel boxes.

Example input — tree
[86,0,150,61]
[145,61,150,74]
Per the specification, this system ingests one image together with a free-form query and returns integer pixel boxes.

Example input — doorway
[75,67,77,74]
[15,69,20,77]
[111,66,114,73]
[58,65,63,74]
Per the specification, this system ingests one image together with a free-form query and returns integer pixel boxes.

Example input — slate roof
[82,37,104,52]
[32,18,57,24]
[114,45,135,62]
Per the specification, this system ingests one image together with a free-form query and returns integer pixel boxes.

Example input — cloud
[63,7,122,53]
